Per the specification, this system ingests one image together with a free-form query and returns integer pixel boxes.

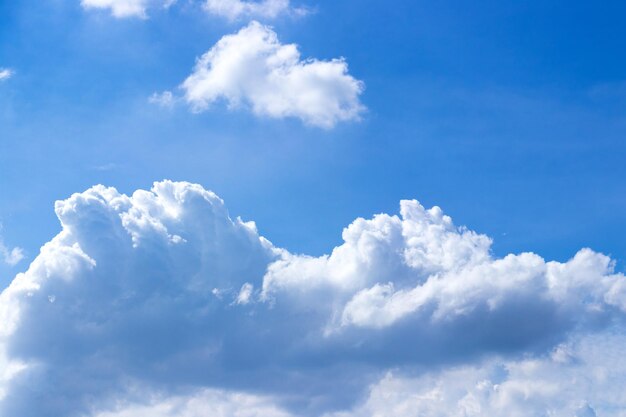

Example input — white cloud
[0,231,23,266]
[203,0,304,20]
[81,0,149,18]
[0,68,13,81]
[80,0,175,18]
[181,22,365,128]
[1,181,626,416]
[80,0,302,19]
[264,200,626,340]
[235,282,254,305]
[149,90,176,107]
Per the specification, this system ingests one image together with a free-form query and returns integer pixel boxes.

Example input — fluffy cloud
[204,0,301,20]
[0,68,13,81]
[1,181,626,416]
[180,22,365,128]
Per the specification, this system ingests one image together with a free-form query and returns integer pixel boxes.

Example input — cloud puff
[80,0,301,19]
[80,0,175,18]
[0,232,23,266]
[148,91,176,107]
[203,0,300,20]
[180,22,365,128]
[1,181,626,416]
[0,68,13,81]
[81,0,151,18]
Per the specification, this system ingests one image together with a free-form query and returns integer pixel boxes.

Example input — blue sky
[2,1,626,415]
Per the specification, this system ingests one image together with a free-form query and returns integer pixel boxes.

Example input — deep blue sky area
[2,0,626,286]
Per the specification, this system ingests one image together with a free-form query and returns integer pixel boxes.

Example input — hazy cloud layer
[180,22,365,128]
[1,181,626,416]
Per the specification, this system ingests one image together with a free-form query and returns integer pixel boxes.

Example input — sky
[1,1,626,416]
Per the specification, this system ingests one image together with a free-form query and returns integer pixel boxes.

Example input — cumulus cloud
[325,332,626,417]
[203,0,305,20]
[1,181,626,416]
[180,22,365,128]
[0,68,13,81]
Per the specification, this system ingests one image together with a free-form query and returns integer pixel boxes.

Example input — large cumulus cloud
[1,180,626,416]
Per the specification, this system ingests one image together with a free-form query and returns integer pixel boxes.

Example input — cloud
[149,91,176,108]
[180,22,365,128]
[203,0,305,20]
[94,388,293,417]
[80,0,302,19]
[54,332,626,417]
[80,0,174,18]
[0,232,23,266]
[325,331,626,417]
[0,68,13,81]
[1,181,626,416]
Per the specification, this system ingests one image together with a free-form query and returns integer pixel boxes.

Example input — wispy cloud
[0,230,23,266]
[80,0,305,20]
[204,0,307,21]
[149,90,176,108]
[0,68,14,81]
[80,0,171,18]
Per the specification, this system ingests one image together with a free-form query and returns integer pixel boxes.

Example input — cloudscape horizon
[2,0,626,416]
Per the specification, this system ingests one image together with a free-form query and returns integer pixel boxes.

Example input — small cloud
[0,231,24,266]
[91,162,118,171]
[0,68,14,81]
[81,0,154,18]
[80,0,305,20]
[204,0,298,20]
[180,21,365,128]
[149,90,176,108]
